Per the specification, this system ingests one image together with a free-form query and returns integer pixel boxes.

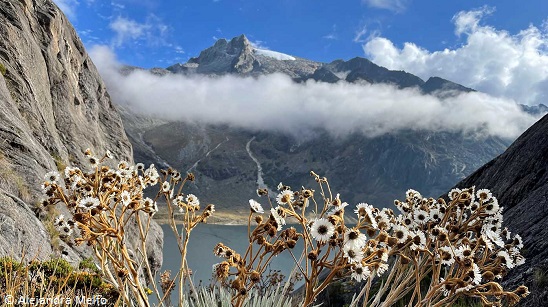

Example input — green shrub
[0,62,6,76]
[51,153,67,172]
[29,258,73,278]
[1,256,118,302]
[182,286,292,307]
[0,256,23,272]
[79,257,100,273]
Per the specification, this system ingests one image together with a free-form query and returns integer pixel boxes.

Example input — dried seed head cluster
[214,172,529,307]
[159,270,175,299]
[43,157,162,246]
[40,148,213,306]
[386,187,528,306]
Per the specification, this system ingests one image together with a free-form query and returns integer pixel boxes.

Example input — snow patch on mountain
[334,70,351,80]
[254,48,296,61]
[246,136,269,190]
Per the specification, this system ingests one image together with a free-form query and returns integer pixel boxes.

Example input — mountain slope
[453,113,548,306]
[0,0,161,271]
[124,118,510,222]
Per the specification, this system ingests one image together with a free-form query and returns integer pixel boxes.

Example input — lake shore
[152,208,254,225]
[153,209,358,226]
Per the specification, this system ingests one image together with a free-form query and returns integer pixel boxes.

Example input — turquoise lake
[160,223,302,289]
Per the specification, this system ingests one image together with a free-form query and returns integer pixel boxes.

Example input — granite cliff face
[452,113,548,306]
[0,0,162,275]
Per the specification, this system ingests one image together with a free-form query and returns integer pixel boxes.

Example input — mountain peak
[187,34,255,74]
[212,34,251,49]
[212,38,228,47]
[422,77,475,95]
[233,34,251,44]
[226,34,253,55]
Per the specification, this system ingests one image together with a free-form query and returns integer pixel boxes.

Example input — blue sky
[55,0,547,68]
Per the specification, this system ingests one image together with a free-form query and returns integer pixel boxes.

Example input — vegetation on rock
[0,256,117,304]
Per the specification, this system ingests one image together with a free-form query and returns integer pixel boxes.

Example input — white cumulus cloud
[109,15,169,48]
[362,0,408,13]
[53,0,79,19]
[109,16,150,47]
[89,45,541,140]
[362,6,548,106]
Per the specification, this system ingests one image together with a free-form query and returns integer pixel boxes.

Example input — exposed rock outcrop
[0,0,162,276]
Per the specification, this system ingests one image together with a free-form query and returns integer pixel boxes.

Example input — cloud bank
[90,45,540,140]
[363,6,548,106]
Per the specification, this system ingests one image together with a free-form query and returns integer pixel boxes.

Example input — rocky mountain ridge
[520,103,548,115]
[166,34,475,95]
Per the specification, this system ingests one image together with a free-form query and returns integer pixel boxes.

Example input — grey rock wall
[453,113,548,306]
[0,0,162,277]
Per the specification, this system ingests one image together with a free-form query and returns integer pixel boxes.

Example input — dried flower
[344,228,366,250]
[186,194,199,207]
[351,264,371,282]
[249,199,264,213]
[310,218,335,243]
[270,207,286,231]
[276,190,294,205]
[44,171,61,184]
[77,197,100,210]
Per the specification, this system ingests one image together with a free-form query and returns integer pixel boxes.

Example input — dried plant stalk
[213,172,529,307]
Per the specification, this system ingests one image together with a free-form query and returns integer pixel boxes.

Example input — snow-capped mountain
[119,35,539,221]
[166,34,474,94]
[166,34,319,77]
[253,48,296,61]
